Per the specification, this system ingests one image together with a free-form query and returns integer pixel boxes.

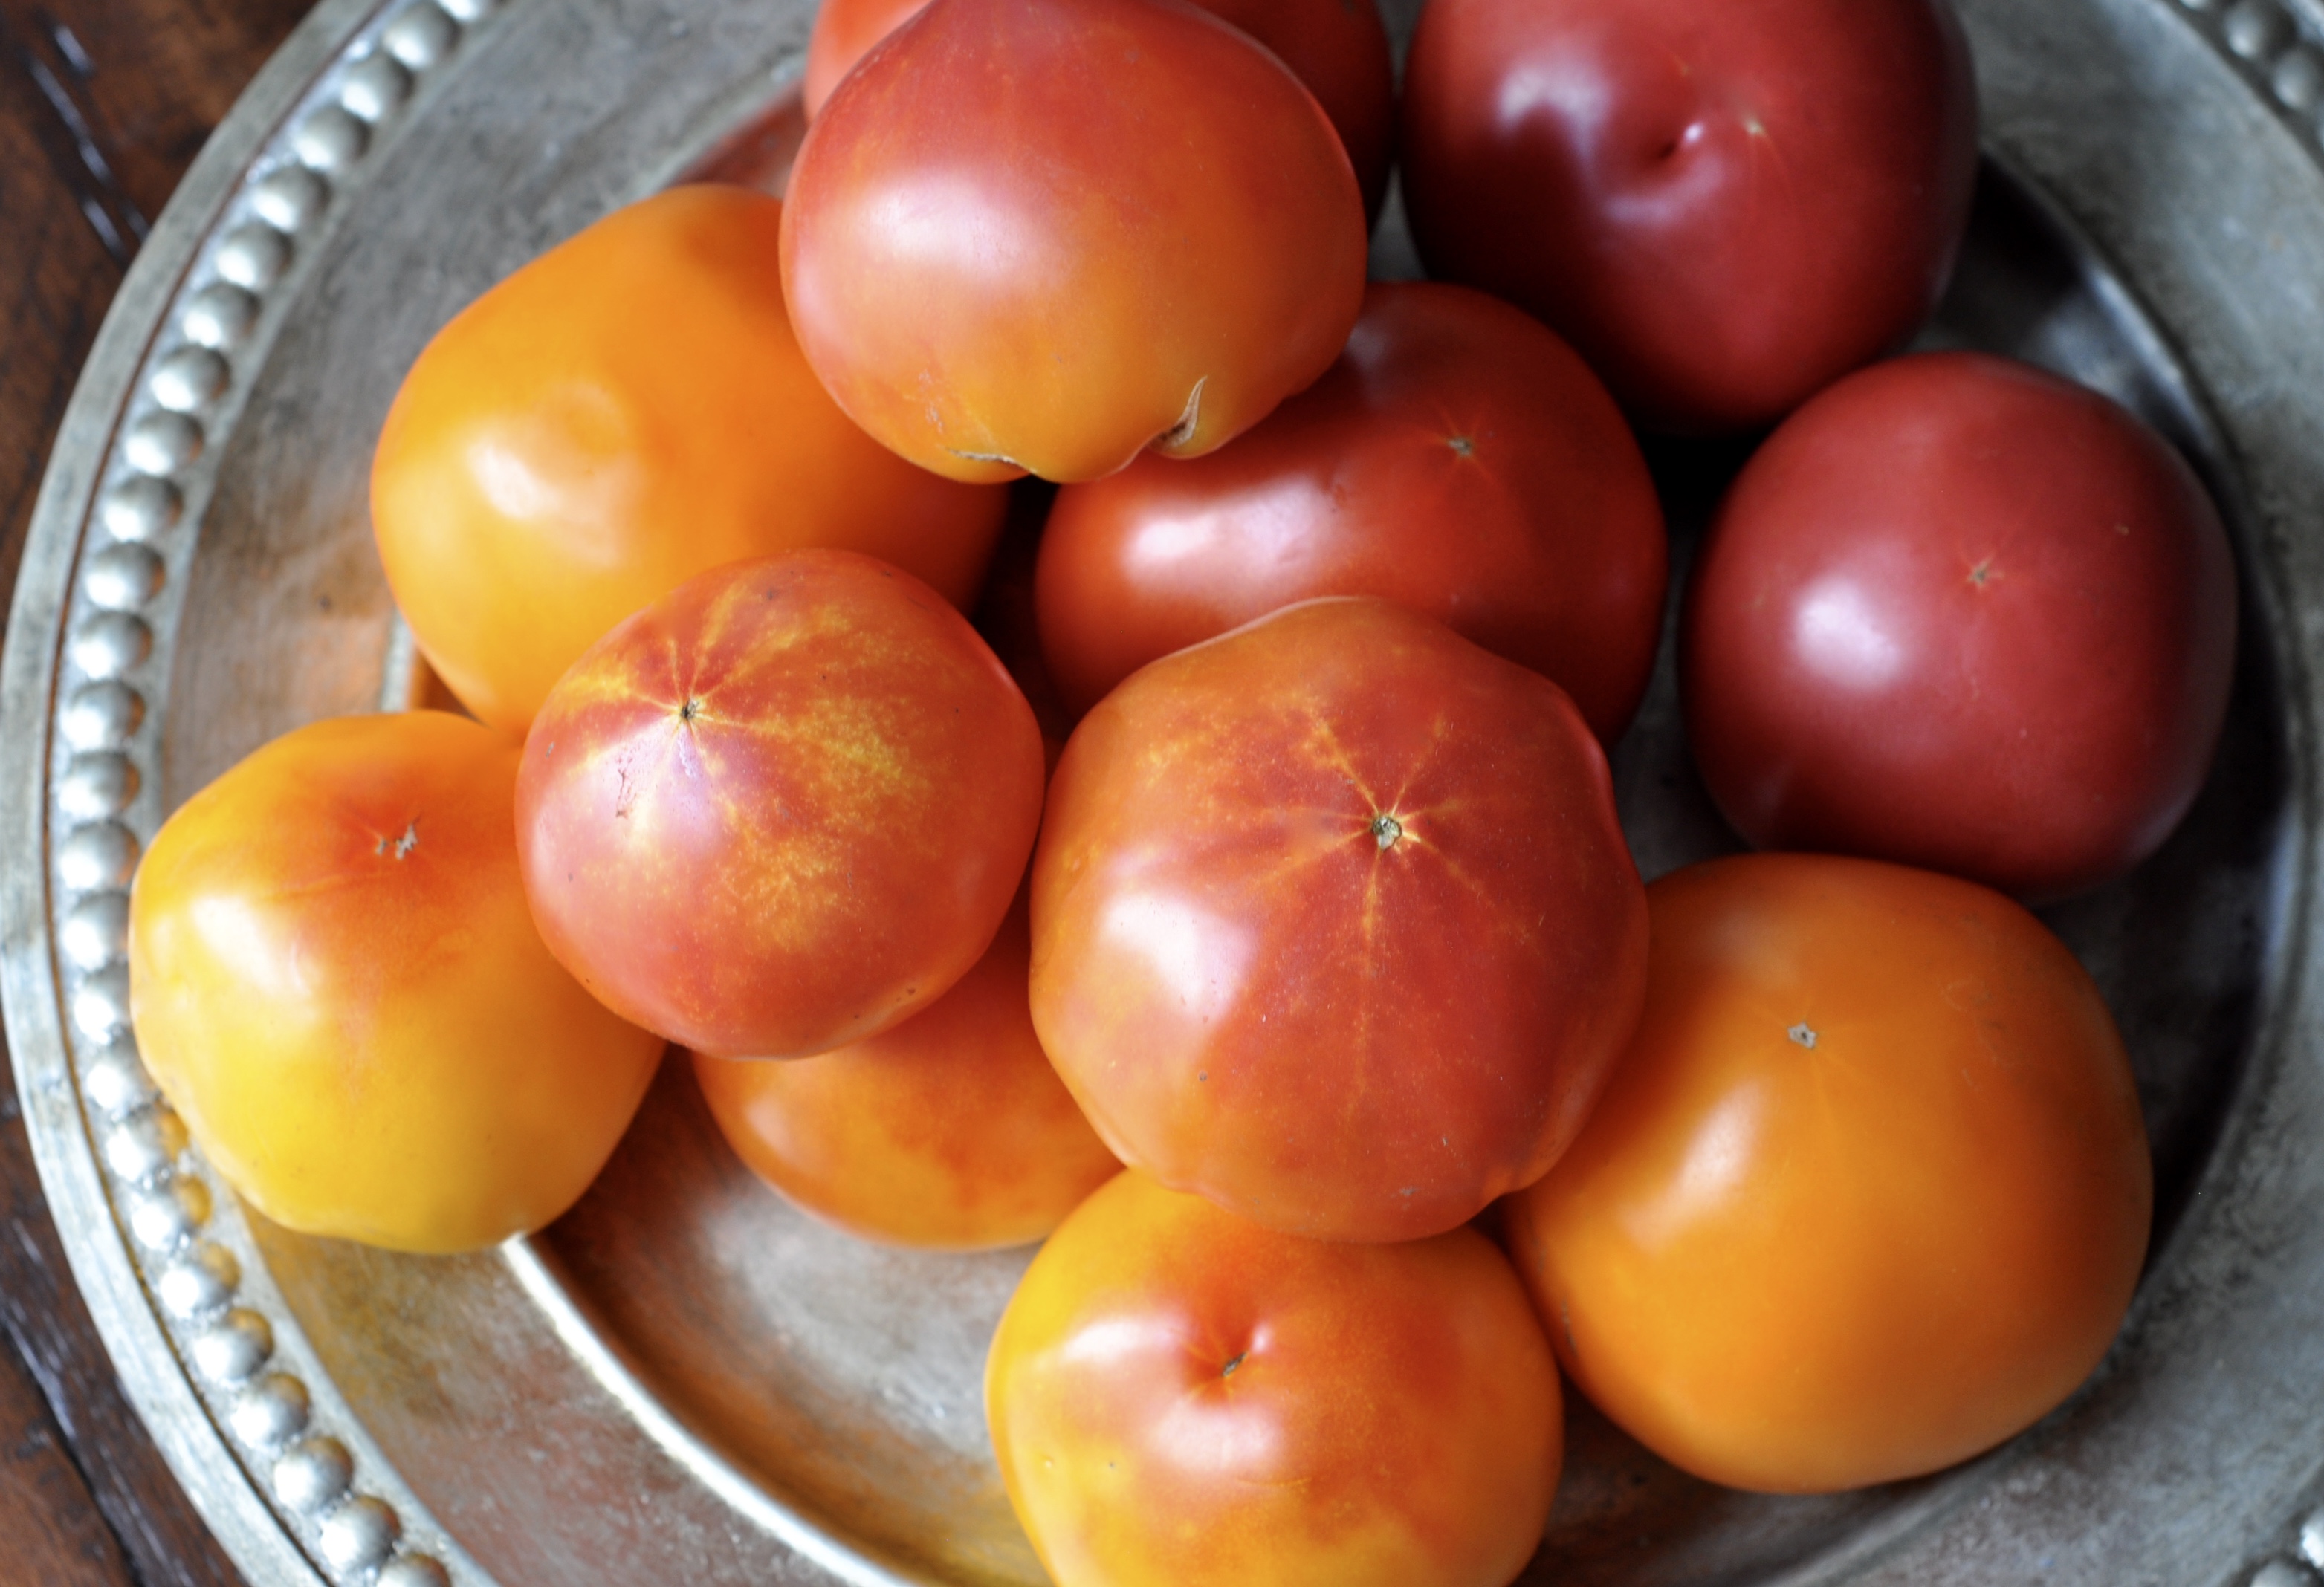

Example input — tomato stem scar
[1447,435,1475,456]
[1221,1352,1246,1377]
[679,697,702,722]
[374,821,419,860]
[1371,813,1404,850]
[1787,1022,1818,1049]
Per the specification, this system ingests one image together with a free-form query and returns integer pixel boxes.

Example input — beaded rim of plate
[19,0,2324,1583]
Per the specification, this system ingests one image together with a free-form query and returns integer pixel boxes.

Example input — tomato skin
[802,0,1395,221]
[780,0,1370,484]
[1504,852,2152,1494]
[1400,0,1977,433]
[1035,280,1667,736]
[1683,351,2238,900]
[690,896,1119,1249]
[370,184,1008,738]
[1030,597,1648,1244]
[126,712,664,1254]
[986,1171,1563,1587]
[516,550,1046,1059]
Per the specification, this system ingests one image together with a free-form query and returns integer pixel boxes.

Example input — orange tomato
[987,1171,1562,1587]
[691,895,1119,1249]
[1504,852,2152,1493]
[370,184,1009,737]
[126,712,664,1253]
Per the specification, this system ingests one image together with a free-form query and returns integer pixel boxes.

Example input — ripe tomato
[1030,597,1648,1244]
[371,184,1009,738]
[126,711,664,1254]
[1683,351,2239,900]
[986,1171,1563,1587]
[1504,853,2152,1493]
[517,550,1046,1059]
[780,0,1369,483]
[690,894,1119,1249]
[801,0,1395,219]
[1034,280,1668,737]
[1400,0,1978,432]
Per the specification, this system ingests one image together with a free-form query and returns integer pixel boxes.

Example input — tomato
[1683,351,2239,900]
[780,0,1370,484]
[370,184,1009,738]
[516,550,1046,1058]
[126,711,664,1254]
[1029,597,1648,1244]
[986,1171,1562,1587]
[1504,853,2152,1493]
[801,0,1396,220]
[690,894,1119,1249]
[1035,280,1668,737]
[1400,0,1978,433]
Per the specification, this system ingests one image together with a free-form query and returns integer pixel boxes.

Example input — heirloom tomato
[800,0,1395,218]
[1035,280,1667,736]
[691,894,1119,1250]
[126,712,664,1254]
[371,184,1008,737]
[1401,0,1978,432]
[1504,853,2152,1493]
[986,1171,1563,1587]
[780,0,1369,483]
[1030,597,1648,1244]
[517,551,1046,1059]
[1683,351,2238,900]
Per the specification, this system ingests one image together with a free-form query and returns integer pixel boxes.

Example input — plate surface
[10,0,2324,1583]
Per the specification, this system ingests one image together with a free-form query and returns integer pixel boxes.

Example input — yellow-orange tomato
[987,1172,1562,1587]
[1504,852,2152,1493]
[780,0,1369,484]
[692,896,1119,1249]
[370,184,1009,737]
[126,712,664,1254]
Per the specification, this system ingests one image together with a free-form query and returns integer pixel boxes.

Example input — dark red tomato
[1035,282,1667,739]
[1400,0,1978,434]
[1030,597,1648,1244]
[803,0,1395,221]
[1683,351,2238,900]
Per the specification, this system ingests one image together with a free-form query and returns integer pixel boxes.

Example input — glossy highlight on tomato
[1505,852,2152,1493]
[987,1171,1563,1587]
[128,711,664,1254]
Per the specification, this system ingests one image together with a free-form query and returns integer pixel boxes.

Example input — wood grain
[0,4,312,1582]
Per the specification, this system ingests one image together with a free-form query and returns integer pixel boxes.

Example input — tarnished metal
[7,0,2324,1582]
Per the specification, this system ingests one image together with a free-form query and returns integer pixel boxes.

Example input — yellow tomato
[370,184,1010,737]
[127,711,664,1253]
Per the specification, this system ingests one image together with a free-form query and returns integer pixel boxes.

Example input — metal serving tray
[10,0,2324,1580]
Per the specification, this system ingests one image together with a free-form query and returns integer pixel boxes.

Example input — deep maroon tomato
[1030,597,1648,1244]
[517,550,1046,1058]
[1400,0,1978,433]
[1683,351,2238,900]
[1035,281,1667,737]
[780,0,1369,484]
[803,0,1395,219]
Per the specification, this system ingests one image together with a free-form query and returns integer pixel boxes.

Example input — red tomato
[1504,853,2152,1493]
[128,712,664,1253]
[1030,597,1648,1243]
[801,0,1396,220]
[987,1171,1563,1587]
[370,185,1009,737]
[516,551,1046,1058]
[1035,280,1668,737]
[1400,0,1978,432]
[1683,351,2239,900]
[690,895,1119,1249]
[780,0,1369,483]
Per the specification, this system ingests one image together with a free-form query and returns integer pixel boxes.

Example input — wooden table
[1,2,311,1580]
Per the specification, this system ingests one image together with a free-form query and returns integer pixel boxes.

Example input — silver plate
[9,0,2324,1581]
